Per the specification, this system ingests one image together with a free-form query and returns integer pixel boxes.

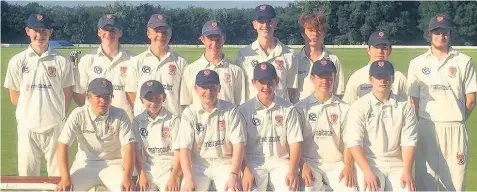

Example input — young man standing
[238,62,303,191]
[343,31,407,104]
[178,69,246,191]
[295,59,356,191]
[3,13,74,176]
[181,20,246,106]
[345,60,417,191]
[235,4,298,103]
[408,14,476,191]
[125,14,189,117]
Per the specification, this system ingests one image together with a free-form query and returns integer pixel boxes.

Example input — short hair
[298,12,328,34]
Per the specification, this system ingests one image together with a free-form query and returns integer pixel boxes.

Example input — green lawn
[1,46,476,189]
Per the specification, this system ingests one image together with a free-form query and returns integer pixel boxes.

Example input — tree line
[2,1,477,45]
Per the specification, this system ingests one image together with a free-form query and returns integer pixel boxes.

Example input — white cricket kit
[58,105,136,192]
[180,55,246,106]
[74,47,135,119]
[125,47,188,116]
[342,64,407,104]
[235,39,298,101]
[178,100,246,191]
[408,48,477,191]
[3,46,74,176]
[238,96,303,191]
[344,93,417,191]
[295,94,356,191]
[132,108,180,191]
[296,47,345,99]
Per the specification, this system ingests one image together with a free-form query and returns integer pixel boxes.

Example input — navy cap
[202,20,225,36]
[97,14,122,29]
[26,14,52,29]
[148,14,170,28]
[254,4,276,20]
[253,62,278,81]
[140,80,165,97]
[196,69,220,86]
[88,78,113,96]
[368,31,391,46]
[369,60,395,77]
[311,59,337,75]
[428,15,451,32]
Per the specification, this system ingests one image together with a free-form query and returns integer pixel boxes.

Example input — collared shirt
[343,64,408,104]
[408,47,477,122]
[125,47,189,116]
[132,108,180,167]
[344,92,417,162]
[3,46,75,132]
[238,96,303,162]
[235,39,298,101]
[58,105,136,162]
[295,47,345,99]
[178,100,246,163]
[180,54,246,106]
[74,46,135,118]
[295,94,350,164]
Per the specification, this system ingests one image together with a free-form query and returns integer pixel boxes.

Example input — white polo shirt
[343,63,408,104]
[295,47,345,99]
[180,54,246,106]
[235,39,298,101]
[295,94,350,164]
[344,92,417,163]
[238,96,303,162]
[124,47,188,116]
[132,108,180,167]
[74,47,135,118]
[58,105,136,162]
[3,46,75,133]
[408,48,477,122]
[178,100,246,163]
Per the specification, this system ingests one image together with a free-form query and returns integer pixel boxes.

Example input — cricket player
[343,31,407,104]
[294,59,356,191]
[238,62,303,191]
[345,60,417,192]
[235,4,298,103]
[55,78,136,192]
[296,12,345,100]
[181,20,246,106]
[409,14,476,191]
[125,14,189,117]
[3,13,74,176]
[73,14,135,119]
[178,69,246,191]
[133,80,181,191]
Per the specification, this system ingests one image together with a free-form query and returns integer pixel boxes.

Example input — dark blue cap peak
[369,60,395,77]
[88,78,113,96]
[311,59,337,75]
[140,80,165,97]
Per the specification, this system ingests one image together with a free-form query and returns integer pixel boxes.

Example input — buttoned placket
[148,51,172,74]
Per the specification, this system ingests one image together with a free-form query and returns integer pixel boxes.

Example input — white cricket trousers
[180,159,231,191]
[355,159,410,192]
[304,161,357,192]
[17,124,63,176]
[415,119,468,191]
[69,159,125,192]
[143,161,180,191]
[248,158,292,191]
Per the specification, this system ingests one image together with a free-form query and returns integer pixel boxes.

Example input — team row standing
[4,3,476,192]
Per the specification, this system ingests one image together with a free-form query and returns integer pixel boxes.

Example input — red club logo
[377,31,384,39]
[105,14,112,20]
[36,14,43,21]
[275,59,284,70]
[275,115,283,126]
[47,66,57,77]
[260,5,267,11]
[108,126,114,135]
[157,14,163,20]
[457,152,465,165]
[223,73,231,83]
[204,69,211,76]
[260,63,267,71]
[218,120,226,131]
[162,127,170,138]
[146,81,153,87]
[211,21,217,28]
[120,66,127,75]
[437,16,444,23]
[320,60,328,66]
[168,64,176,75]
[378,61,385,67]
[330,113,338,124]
[448,66,457,78]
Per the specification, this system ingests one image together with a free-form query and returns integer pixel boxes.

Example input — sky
[5,0,294,9]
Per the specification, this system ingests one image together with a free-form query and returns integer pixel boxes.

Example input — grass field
[1,46,477,189]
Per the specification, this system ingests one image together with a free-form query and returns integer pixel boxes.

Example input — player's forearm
[349,146,373,174]
[135,149,145,175]
[230,143,244,174]
[402,146,415,174]
[343,147,354,168]
[288,142,302,173]
[410,97,420,119]
[465,93,476,121]
[73,92,85,106]
[170,150,182,178]
[63,86,73,116]
[57,143,71,180]
[9,89,19,106]
[123,144,135,179]
[180,148,193,179]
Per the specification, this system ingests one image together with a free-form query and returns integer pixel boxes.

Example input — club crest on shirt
[275,115,284,126]
[162,127,170,138]
[120,66,127,77]
[47,66,57,77]
[275,58,284,70]
[168,64,176,75]
[422,67,431,75]
[457,152,465,165]
[107,126,115,135]
[196,123,205,132]
[140,128,148,137]
[142,65,151,73]
[251,60,259,67]
[252,117,261,126]
[309,113,317,122]
[223,72,231,83]
[330,113,338,125]
[94,66,103,74]
[448,66,457,78]
[218,120,226,131]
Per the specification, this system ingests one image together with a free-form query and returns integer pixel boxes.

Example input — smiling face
[200,34,225,55]
[310,72,335,93]
[25,27,52,47]
[253,78,278,98]
[97,25,122,45]
[195,84,221,105]
[252,18,277,39]
[369,75,393,93]
[147,26,171,48]
[141,92,166,115]
[88,92,112,115]
[430,28,450,50]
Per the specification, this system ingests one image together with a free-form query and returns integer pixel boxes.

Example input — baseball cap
[140,80,165,97]
[147,14,170,28]
[311,59,337,76]
[97,14,122,29]
[202,20,225,36]
[368,31,391,46]
[254,4,276,20]
[428,15,451,32]
[195,69,220,87]
[88,78,113,96]
[369,60,395,77]
[253,62,278,81]
[26,14,52,29]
